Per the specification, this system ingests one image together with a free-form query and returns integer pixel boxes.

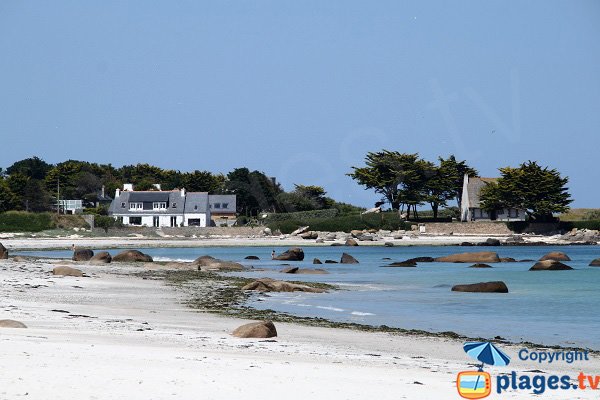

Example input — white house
[460,174,525,222]
[108,185,236,228]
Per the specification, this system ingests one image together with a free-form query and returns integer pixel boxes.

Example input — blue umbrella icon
[463,341,511,370]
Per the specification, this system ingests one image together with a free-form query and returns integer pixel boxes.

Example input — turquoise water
[17,245,600,349]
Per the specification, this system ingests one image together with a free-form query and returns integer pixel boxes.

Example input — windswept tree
[225,168,282,215]
[480,161,572,221]
[348,151,422,212]
[438,155,478,207]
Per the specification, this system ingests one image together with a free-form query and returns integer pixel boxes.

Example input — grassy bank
[0,211,89,232]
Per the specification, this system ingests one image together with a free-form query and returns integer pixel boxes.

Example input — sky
[1,1,599,208]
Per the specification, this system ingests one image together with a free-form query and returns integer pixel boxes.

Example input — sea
[15,245,600,349]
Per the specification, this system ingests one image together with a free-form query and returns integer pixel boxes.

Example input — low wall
[420,222,513,235]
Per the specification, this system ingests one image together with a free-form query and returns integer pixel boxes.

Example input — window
[194,205,198,210]
[214,203,221,209]
[129,202,143,211]
[129,217,142,225]
[172,203,177,208]
[153,202,166,210]
[121,202,126,208]
[222,203,228,209]
[188,219,201,226]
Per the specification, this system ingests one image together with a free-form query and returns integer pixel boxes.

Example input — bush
[262,209,339,224]
[94,215,123,233]
[0,211,55,232]
[562,220,600,231]
[267,212,414,234]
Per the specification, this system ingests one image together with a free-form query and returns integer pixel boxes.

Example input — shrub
[262,209,339,224]
[267,212,414,233]
[0,211,55,232]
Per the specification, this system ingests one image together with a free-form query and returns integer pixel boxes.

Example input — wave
[351,311,375,316]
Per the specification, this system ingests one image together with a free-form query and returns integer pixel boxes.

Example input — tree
[480,161,572,221]
[6,156,52,180]
[438,155,478,207]
[348,151,423,212]
[422,161,454,219]
[181,171,225,193]
[0,179,18,212]
[225,168,282,215]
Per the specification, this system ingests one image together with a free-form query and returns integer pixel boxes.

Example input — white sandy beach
[0,250,598,399]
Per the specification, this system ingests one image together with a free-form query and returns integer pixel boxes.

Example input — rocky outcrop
[340,253,359,264]
[384,242,394,247]
[53,266,84,277]
[435,252,500,263]
[72,249,94,261]
[300,231,318,240]
[112,250,153,263]
[232,321,277,338]
[357,234,374,241]
[499,257,517,263]
[530,260,573,271]
[313,258,322,264]
[344,239,359,246]
[482,238,501,246]
[404,257,435,263]
[241,278,326,293]
[382,261,416,267]
[451,281,508,293]
[194,256,244,271]
[589,258,600,267]
[468,263,493,268]
[324,260,338,264]
[539,252,571,262]
[281,266,299,274]
[273,248,304,261]
[245,255,260,260]
[290,226,310,236]
[90,251,112,264]
[0,242,8,259]
[0,319,27,328]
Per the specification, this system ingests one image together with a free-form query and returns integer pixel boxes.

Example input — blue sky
[1,1,599,207]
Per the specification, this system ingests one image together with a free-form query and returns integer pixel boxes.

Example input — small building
[58,199,84,214]
[107,185,236,228]
[460,174,525,222]
[208,195,237,227]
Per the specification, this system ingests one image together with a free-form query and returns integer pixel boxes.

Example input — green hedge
[0,211,55,232]
[263,209,339,223]
[506,220,600,233]
[268,213,414,234]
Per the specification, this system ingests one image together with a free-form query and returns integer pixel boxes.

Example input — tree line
[348,151,572,221]
[0,157,360,216]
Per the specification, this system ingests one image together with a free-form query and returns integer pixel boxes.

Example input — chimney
[115,188,121,198]
[181,188,186,198]
[101,185,105,198]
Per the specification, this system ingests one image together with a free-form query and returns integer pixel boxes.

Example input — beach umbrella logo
[456,341,511,399]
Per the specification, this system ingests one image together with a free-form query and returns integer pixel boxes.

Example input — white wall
[183,213,207,227]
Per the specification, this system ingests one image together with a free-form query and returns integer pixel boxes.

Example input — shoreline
[1,256,599,399]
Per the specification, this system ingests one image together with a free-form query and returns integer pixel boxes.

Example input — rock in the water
[232,320,277,338]
[530,260,573,271]
[330,243,343,247]
[245,255,260,260]
[241,278,326,293]
[324,260,338,264]
[0,319,27,328]
[539,252,571,262]
[451,281,508,293]
[404,257,435,263]
[469,263,493,268]
[90,251,112,263]
[384,242,394,247]
[194,256,244,271]
[315,238,324,243]
[499,257,517,263]
[340,253,359,264]
[435,251,500,263]
[460,242,474,246]
[300,231,318,240]
[313,258,323,264]
[482,238,501,246]
[0,242,8,259]
[589,258,600,266]
[72,249,94,261]
[273,248,305,261]
[53,266,84,277]
[344,239,359,246]
[282,267,327,275]
[281,266,299,274]
[113,250,153,263]
[382,261,417,267]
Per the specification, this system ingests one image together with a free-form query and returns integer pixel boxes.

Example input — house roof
[184,192,209,213]
[209,194,236,213]
[109,191,186,215]
[467,177,497,208]
[129,192,170,202]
